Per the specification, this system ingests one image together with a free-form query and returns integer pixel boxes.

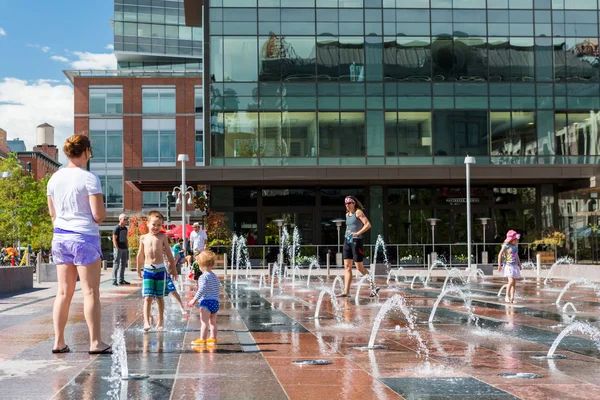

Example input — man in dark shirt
[112,213,130,286]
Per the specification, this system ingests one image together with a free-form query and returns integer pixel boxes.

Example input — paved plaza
[1,269,600,399]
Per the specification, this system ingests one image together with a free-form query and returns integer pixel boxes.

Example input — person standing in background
[112,213,130,286]
[189,223,208,256]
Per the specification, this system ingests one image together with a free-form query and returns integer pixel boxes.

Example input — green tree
[0,154,53,251]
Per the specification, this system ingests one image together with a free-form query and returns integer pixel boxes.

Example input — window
[89,119,123,163]
[433,111,488,156]
[142,87,176,114]
[195,118,204,164]
[89,88,123,114]
[143,192,168,208]
[490,111,537,160]
[385,112,432,157]
[142,119,176,163]
[195,86,203,113]
[554,111,600,159]
[98,175,123,209]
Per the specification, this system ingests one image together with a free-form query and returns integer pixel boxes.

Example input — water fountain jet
[428,285,476,324]
[544,256,575,285]
[331,276,344,296]
[354,294,429,359]
[111,329,148,380]
[312,288,342,321]
[531,321,600,359]
[554,278,600,306]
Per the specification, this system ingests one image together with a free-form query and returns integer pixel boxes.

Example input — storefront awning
[124,164,600,192]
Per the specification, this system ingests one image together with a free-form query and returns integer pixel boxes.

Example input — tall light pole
[0,171,13,178]
[465,155,476,272]
[426,218,440,263]
[478,217,490,264]
[272,219,285,265]
[172,154,195,256]
[331,218,345,266]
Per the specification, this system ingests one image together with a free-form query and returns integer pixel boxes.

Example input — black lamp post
[166,192,176,224]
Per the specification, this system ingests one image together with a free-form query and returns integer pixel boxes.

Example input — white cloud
[68,51,117,70]
[0,78,73,164]
[105,44,114,50]
[26,44,51,53]
[0,28,6,36]
[51,55,69,63]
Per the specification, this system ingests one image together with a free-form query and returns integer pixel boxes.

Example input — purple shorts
[52,228,102,266]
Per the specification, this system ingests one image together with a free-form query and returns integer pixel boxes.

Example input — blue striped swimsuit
[194,271,221,314]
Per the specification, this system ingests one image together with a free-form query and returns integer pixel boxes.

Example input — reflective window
[89,119,123,163]
[260,112,317,157]
[384,37,431,81]
[195,118,204,165]
[98,175,123,209]
[195,86,203,113]
[142,119,176,163]
[224,37,258,82]
[142,88,176,114]
[259,36,316,81]
[385,112,432,156]
[490,111,537,159]
[89,88,123,114]
[318,112,365,156]
[554,111,600,159]
[433,111,488,156]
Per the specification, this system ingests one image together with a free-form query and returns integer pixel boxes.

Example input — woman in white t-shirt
[47,134,111,355]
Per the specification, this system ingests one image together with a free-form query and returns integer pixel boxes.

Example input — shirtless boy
[137,211,177,331]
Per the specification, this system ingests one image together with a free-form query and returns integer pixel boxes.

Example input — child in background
[137,211,176,331]
[497,230,522,304]
[192,259,202,290]
[187,250,220,346]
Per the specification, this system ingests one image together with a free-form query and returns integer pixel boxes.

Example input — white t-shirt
[46,167,103,235]
[189,229,208,251]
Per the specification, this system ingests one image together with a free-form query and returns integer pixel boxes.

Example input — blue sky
[0,0,117,161]
[1,0,114,80]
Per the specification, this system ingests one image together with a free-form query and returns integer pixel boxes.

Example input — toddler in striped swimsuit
[187,250,221,346]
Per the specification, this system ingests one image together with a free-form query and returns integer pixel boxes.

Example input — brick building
[0,124,61,181]
[70,76,203,213]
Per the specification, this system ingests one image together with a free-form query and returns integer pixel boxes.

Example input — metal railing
[211,242,544,269]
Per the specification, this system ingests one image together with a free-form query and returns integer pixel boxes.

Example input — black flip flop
[337,293,350,298]
[52,345,70,354]
[88,346,112,355]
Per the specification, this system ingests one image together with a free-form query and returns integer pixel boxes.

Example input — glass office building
[114,0,202,70]
[110,0,600,261]
[207,0,600,167]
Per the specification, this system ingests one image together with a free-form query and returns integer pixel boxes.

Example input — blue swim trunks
[199,299,219,314]
[143,265,167,298]
[165,276,177,295]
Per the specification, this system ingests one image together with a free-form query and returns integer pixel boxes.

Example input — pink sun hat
[505,230,521,242]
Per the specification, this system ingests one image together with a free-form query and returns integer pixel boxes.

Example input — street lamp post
[426,218,441,263]
[478,217,491,264]
[0,171,13,178]
[272,219,285,265]
[171,154,195,258]
[465,155,476,273]
[331,218,345,267]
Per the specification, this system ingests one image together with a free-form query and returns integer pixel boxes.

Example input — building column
[369,185,384,242]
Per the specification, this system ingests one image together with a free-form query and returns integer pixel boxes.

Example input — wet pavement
[1,269,600,399]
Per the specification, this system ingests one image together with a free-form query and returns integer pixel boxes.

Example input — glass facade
[208,0,600,166]
[142,118,177,164]
[89,88,123,114]
[114,0,202,60]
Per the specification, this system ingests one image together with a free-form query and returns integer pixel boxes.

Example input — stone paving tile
[5,273,600,398]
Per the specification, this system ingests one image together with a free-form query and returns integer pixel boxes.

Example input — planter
[536,251,555,264]
[38,263,58,283]
[215,254,225,267]
[0,266,34,294]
